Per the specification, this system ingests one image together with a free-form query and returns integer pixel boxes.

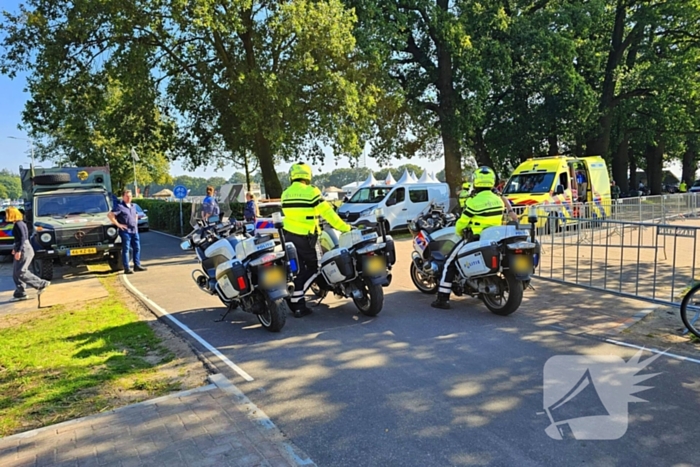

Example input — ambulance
[503,155,612,230]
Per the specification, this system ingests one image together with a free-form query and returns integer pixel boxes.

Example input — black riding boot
[290,298,313,318]
[431,292,451,309]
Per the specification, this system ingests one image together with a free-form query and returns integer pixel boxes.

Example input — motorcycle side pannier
[456,244,500,277]
[384,236,397,266]
[216,260,251,299]
[321,249,355,284]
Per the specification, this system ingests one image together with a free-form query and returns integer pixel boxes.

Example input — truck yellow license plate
[366,256,386,275]
[513,255,531,273]
[68,248,97,256]
[261,267,285,288]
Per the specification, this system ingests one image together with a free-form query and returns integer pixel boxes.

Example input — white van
[337,183,450,231]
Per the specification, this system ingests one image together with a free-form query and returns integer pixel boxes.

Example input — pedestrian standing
[244,192,257,222]
[202,186,220,222]
[6,207,49,300]
[108,189,147,274]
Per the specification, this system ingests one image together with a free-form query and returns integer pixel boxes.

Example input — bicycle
[680,282,700,339]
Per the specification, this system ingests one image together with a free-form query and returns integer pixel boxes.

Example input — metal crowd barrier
[529,214,699,308]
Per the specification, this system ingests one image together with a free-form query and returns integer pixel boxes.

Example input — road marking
[151,230,183,240]
[605,338,700,365]
[121,275,255,382]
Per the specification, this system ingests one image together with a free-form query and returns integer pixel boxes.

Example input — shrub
[134,199,245,236]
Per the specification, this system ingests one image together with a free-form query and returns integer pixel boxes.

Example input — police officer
[679,180,687,193]
[458,180,472,210]
[431,166,507,310]
[282,163,352,317]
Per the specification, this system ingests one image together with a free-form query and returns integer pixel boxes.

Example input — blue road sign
[173,185,188,199]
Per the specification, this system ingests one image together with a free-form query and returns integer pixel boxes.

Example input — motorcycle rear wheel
[482,272,523,316]
[353,280,384,317]
[259,296,288,332]
[410,262,438,294]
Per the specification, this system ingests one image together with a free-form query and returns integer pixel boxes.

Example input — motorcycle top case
[216,259,251,299]
[320,248,355,284]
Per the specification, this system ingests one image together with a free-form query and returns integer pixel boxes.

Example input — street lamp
[7,136,35,166]
[130,147,140,196]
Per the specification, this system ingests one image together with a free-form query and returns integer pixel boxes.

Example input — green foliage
[0,170,22,200]
[136,199,244,235]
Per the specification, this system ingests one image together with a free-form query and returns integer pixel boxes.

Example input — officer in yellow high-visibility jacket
[458,181,471,209]
[282,163,351,317]
[432,166,507,310]
[679,181,687,193]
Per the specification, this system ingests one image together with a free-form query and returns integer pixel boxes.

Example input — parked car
[690,180,700,193]
[134,203,149,231]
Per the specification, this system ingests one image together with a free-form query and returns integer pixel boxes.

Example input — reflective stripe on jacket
[456,190,505,236]
[282,182,351,236]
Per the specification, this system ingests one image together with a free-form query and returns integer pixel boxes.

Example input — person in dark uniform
[108,189,147,274]
[281,163,351,317]
[431,166,506,310]
[7,206,49,300]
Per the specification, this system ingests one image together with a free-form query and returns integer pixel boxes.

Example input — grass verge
[0,274,207,437]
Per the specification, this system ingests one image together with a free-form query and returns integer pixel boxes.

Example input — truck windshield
[504,173,556,195]
[36,193,110,217]
[347,187,391,204]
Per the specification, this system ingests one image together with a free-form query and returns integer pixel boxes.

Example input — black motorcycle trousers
[285,231,320,310]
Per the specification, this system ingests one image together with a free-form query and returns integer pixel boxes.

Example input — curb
[0,384,218,442]
[210,374,317,467]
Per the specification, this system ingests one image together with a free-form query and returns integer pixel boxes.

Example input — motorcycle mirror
[527,205,538,224]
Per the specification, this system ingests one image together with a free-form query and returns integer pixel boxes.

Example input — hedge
[135,199,245,236]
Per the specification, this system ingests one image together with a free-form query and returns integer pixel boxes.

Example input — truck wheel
[33,173,71,185]
[31,258,54,281]
[108,254,123,272]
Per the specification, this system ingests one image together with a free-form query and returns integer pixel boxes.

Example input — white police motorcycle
[180,201,299,332]
[409,203,540,316]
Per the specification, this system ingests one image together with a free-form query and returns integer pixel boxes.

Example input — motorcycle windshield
[190,186,237,228]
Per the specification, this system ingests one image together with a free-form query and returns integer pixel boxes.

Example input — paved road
[127,231,700,466]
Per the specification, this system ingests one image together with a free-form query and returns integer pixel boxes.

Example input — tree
[1,0,384,199]
[0,170,22,200]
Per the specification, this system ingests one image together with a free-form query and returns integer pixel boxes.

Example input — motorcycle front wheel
[353,280,384,317]
[259,296,288,332]
[410,262,438,294]
[481,272,523,316]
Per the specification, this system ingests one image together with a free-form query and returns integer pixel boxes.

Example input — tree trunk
[548,133,559,156]
[435,0,462,198]
[612,137,629,193]
[682,140,698,185]
[645,142,664,195]
[586,0,627,157]
[629,151,637,190]
[255,132,282,198]
[473,131,495,168]
[244,152,251,192]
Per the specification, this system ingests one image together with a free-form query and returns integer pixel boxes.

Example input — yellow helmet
[462,181,471,190]
[473,166,496,188]
[289,162,312,182]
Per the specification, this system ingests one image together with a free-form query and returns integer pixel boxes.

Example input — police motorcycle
[309,209,396,316]
[180,196,299,332]
[408,200,540,316]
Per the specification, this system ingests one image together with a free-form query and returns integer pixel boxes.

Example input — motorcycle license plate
[68,247,97,256]
[513,255,531,273]
[261,266,285,288]
[365,256,386,275]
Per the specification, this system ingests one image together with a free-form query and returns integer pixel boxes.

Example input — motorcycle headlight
[40,232,52,244]
[107,226,118,238]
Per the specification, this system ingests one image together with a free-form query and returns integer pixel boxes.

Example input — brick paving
[0,374,315,467]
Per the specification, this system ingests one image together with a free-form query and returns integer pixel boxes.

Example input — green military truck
[20,166,123,280]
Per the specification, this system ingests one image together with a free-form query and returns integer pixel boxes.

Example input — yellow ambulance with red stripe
[503,155,612,230]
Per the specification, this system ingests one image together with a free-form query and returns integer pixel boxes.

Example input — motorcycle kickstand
[215,303,236,322]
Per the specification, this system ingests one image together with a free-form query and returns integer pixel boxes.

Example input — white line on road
[121,275,255,382]
[605,338,700,365]
[150,230,184,240]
